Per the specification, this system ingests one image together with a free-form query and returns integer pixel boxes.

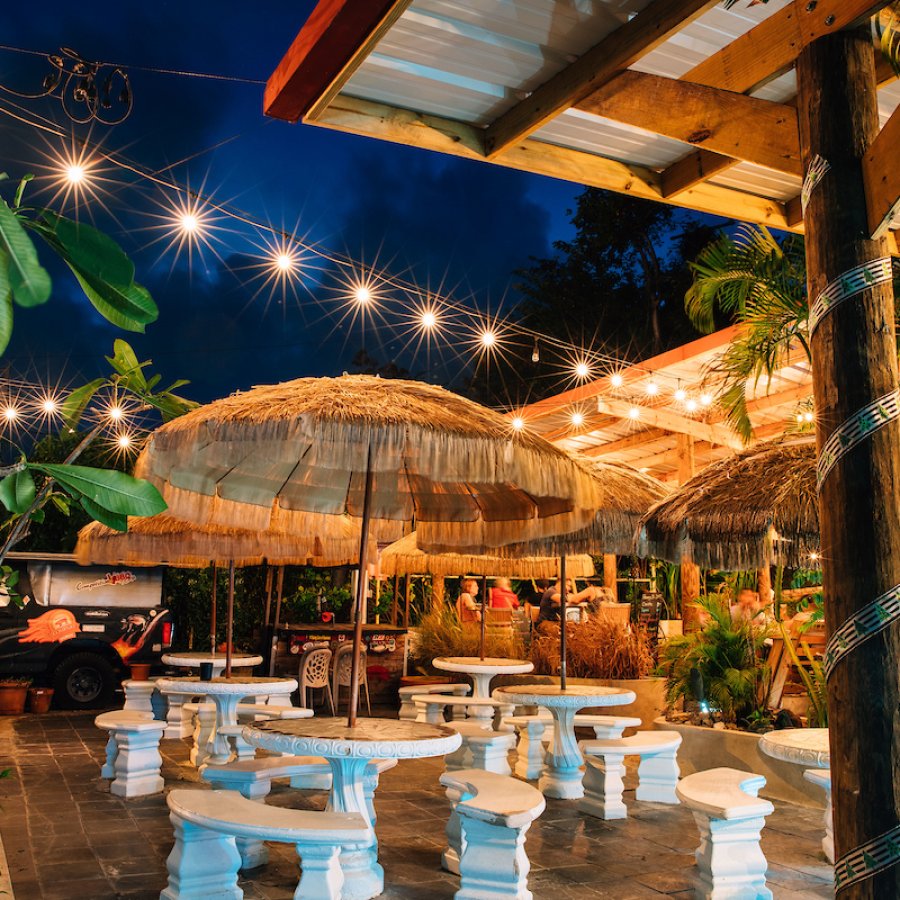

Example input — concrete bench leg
[690,810,772,900]
[399,697,417,721]
[233,781,272,870]
[161,816,242,900]
[101,733,118,779]
[444,743,473,773]
[111,728,163,798]
[803,770,834,864]
[636,747,680,804]
[513,721,546,781]
[457,816,533,900]
[469,736,515,776]
[579,753,627,820]
[123,680,156,715]
[441,779,472,875]
[290,770,333,791]
[165,693,193,740]
[190,704,215,768]
[294,843,344,900]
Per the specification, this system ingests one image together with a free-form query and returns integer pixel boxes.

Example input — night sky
[0,2,585,403]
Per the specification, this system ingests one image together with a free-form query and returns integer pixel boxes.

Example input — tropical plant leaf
[106,338,149,389]
[0,469,36,514]
[13,174,33,210]
[50,493,71,516]
[36,212,135,285]
[64,263,157,332]
[60,378,106,427]
[0,249,13,355]
[877,5,900,77]
[79,496,128,531]
[0,200,51,308]
[28,463,166,517]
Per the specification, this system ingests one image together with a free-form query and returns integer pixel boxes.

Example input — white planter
[654,717,822,808]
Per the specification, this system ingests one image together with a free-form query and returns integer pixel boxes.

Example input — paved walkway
[0,711,834,899]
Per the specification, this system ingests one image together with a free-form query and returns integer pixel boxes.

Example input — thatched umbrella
[135,374,600,724]
[637,437,818,570]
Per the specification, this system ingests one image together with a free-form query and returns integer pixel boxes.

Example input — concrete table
[157,675,297,765]
[243,717,460,900]
[432,656,533,718]
[161,651,263,677]
[493,683,636,799]
[760,727,833,863]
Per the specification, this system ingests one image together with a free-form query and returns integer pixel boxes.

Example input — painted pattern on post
[801,154,830,213]
[834,823,900,891]
[808,257,893,336]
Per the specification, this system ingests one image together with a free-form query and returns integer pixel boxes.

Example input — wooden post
[404,576,412,626]
[263,565,274,627]
[432,574,445,607]
[559,556,567,691]
[209,561,217,651]
[391,574,399,626]
[676,434,702,631]
[602,554,617,591]
[268,567,285,677]
[757,566,772,606]
[225,560,235,678]
[479,574,488,659]
[797,30,900,896]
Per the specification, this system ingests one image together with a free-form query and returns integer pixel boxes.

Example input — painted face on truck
[18,609,81,644]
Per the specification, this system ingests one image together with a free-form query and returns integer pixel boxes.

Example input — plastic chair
[332,643,371,716]
[299,647,335,715]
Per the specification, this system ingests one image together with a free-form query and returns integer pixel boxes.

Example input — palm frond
[876,5,900,77]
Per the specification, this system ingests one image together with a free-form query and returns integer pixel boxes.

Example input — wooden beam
[264,0,412,123]
[483,0,719,158]
[595,397,745,450]
[662,149,737,198]
[581,427,670,457]
[577,71,801,176]
[864,104,900,238]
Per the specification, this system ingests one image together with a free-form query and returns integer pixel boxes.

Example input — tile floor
[0,711,834,899]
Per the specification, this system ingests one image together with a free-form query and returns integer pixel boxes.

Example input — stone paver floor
[0,710,834,899]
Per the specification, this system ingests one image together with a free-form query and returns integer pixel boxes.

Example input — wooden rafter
[482,0,719,158]
[577,71,800,176]
[864,104,900,238]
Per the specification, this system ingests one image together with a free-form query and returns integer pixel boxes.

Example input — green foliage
[777,621,828,727]
[654,561,681,619]
[877,4,900,76]
[659,594,771,723]
[282,570,353,623]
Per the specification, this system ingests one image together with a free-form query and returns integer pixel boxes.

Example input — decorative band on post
[808,257,893,336]
[801,154,830,214]
[834,823,900,891]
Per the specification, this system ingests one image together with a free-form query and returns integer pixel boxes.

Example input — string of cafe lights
[0,97,813,435]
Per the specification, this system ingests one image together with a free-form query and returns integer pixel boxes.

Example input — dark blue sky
[1,2,584,402]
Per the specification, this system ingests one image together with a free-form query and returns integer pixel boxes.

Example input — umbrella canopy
[134,374,600,552]
[75,513,364,569]
[379,530,594,580]
[498,457,668,557]
[637,437,818,570]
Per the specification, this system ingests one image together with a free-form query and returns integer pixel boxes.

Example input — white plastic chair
[299,647,335,715]
[332,643,371,716]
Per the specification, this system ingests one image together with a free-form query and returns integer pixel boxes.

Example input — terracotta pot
[0,683,29,715]
[27,687,54,714]
[128,663,152,681]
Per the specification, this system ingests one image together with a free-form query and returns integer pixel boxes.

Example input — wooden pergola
[265,2,900,895]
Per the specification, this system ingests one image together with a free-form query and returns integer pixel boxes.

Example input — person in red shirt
[489,577,520,609]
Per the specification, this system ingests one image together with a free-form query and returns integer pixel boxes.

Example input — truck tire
[53,652,118,709]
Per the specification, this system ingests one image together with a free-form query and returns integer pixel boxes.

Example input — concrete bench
[94,710,166,798]
[161,788,368,900]
[413,694,515,728]
[399,682,470,720]
[439,768,545,899]
[804,769,833,864]
[580,731,682,819]
[446,721,516,776]
[122,678,167,719]
[219,705,314,761]
[202,755,397,868]
[676,767,774,899]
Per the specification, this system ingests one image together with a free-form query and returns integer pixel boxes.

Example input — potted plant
[27,686,54,713]
[0,677,32,715]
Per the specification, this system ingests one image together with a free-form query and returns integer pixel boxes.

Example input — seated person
[731,588,763,624]
[583,585,616,614]
[536,579,598,625]
[456,578,481,623]
[489,577,520,609]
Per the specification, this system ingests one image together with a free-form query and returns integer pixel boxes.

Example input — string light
[803,411,814,423]
[674,386,687,403]
[628,406,641,420]
[419,309,438,330]
[570,410,585,427]
[354,285,373,305]
[3,406,19,423]
[511,416,525,431]
[700,392,713,407]
[809,551,820,562]
[610,373,624,388]
[108,405,124,422]
[685,398,698,413]
[531,339,540,364]
[645,380,659,397]
[573,361,591,381]
[116,433,132,449]
[480,329,497,348]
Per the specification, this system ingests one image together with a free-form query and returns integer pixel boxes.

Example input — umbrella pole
[268,566,284,677]
[210,561,217,653]
[559,555,567,691]
[225,560,235,678]
[479,574,487,659]
[263,564,274,628]
[348,446,374,728]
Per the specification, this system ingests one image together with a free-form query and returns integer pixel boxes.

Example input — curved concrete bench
[399,682,470,720]
[413,694,515,728]
[94,710,166,798]
[804,769,833,863]
[439,768,545,898]
[200,755,396,868]
[161,788,368,900]
[219,705,315,761]
[580,730,682,819]
[676,767,774,899]
[446,721,516,776]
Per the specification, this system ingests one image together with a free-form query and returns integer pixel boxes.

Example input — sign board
[27,563,163,609]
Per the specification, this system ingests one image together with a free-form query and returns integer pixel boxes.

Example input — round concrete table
[157,675,297,765]
[162,651,263,677]
[432,657,533,718]
[759,728,830,769]
[493,683,636,799]
[243,717,460,900]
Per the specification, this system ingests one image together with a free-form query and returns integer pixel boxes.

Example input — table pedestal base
[539,707,584,800]
[206,695,240,766]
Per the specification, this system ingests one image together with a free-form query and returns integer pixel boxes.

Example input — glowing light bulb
[480,330,496,348]
[700,392,713,407]
[108,405,124,422]
[65,164,86,185]
[803,411,814,423]
[570,411,585,427]
[674,388,687,403]
[531,340,540,363]
[3,406,18,422]
[809,551,820,562]
[686,399,698,413]
[41,398,58,414]
[420,310,437,330]
[274,252,294,272]
[645,381,659,396]
[511,417,524,431]
[116,433,132,449]
[354,285,372,305]
[796,413,804,423]
[179,213,199,234]
[574,362,591,380]
[610,373,624,388]
[628,407,641,420]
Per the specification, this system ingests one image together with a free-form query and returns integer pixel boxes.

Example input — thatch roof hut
[638,438,818,570]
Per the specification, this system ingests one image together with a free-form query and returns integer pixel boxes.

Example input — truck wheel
[53,652,118,709]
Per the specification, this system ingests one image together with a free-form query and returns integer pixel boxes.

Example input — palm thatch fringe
[75,513,368,568]
[637,437,818,570]
[379,530,594,578]
[135,375,601,548]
